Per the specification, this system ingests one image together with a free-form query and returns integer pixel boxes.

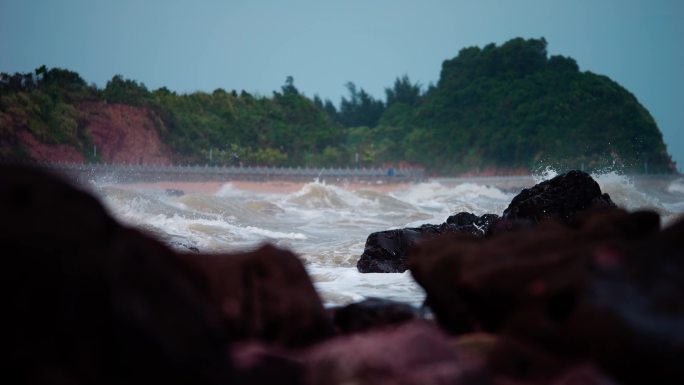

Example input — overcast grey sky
[1,0,682,170]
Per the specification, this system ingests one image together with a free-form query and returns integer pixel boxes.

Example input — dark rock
[332,297,421,334]
[408,208,684,385]
[446,212,479,227]
[503,170,616,225]
[357,214,503,273]
[357,223,460,273]
[447,212,501,235]
[178,244,334,347]
[356,228,423,273]
[1,165,234,384]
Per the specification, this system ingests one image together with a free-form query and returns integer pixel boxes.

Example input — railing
[23,162,427,184]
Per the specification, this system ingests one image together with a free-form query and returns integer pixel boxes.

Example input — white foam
[592,171,665,212]
[215,182,244,198]
[94,173,684,307]
[667,178,684,195]
[533,166,559,183]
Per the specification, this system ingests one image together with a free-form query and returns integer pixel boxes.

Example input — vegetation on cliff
[0,38,675,173]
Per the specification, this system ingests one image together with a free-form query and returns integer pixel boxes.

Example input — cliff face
[79,102,171,165]
[15,102,171,165]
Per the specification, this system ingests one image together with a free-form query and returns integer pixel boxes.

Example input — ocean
[92,171,684,307]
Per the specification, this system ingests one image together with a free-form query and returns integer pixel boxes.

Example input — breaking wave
[95,173,683,306]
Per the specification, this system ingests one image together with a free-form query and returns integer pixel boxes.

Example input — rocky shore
[3,165,683,384]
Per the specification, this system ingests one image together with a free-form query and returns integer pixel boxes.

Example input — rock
[502,170,616,225]
[332,297,422,334]
[304,321,465,385]
[356,214,503,273]
[357,170,613,274]
[408,208,684,385]
[231,343,304,385]
[357,223,460,273]
[178,244,334,347]
[1,165,234,385]
[446,212,501,235]
[356,210,506,273]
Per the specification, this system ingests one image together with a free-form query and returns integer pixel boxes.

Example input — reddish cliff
[16,102,172,165]
[80,102,171,165]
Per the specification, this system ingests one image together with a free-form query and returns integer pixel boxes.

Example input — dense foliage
[0,66,97,159]
[0,38,675,173]
[352,38,674,173]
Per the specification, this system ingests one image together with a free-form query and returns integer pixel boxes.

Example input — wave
[95,173,684,306]
[668,178,684,195]
[286,182,359,209]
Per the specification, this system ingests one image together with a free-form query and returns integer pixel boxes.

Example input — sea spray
[93,174,684,306]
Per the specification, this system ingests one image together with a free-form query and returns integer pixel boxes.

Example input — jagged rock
[332,297,422,334]
[408,208,684,385]
[502,170,616,225]
[358,170,614,274]
[356,215,501,274]
[357,223,459,273]
[178,245,334,347]
[1,165,234,385]
[446,212,501,235]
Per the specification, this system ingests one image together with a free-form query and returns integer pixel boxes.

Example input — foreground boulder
[408,208,684,385]
[1,165,332,384]
[304,321,464,385]
[2,165,234,384]
[178,245,333,347]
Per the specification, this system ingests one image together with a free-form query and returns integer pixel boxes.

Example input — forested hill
[0,38,676,174]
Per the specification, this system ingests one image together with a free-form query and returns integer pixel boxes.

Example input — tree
[338,81,384,128]
[102,75,150,105]
[281,75,299,96]
[385,75,422,107]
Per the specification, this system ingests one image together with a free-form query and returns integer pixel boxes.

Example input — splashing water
[95,173,683,306]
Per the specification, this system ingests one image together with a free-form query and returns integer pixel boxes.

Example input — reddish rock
[1,164,233,384]
[80,101,171,165]
[16,130,85,163]
[178,245,334,347]
[231,343,304,385]
[304,321,466,385]
[408,208,684,385]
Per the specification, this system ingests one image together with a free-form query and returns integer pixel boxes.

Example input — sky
[1,0,682,171]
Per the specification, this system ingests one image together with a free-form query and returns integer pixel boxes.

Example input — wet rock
[447,212,501,235]
[356,215,502,273]
[1,165,234,385]
[332,297,422,334]
[357,223,461,273]
[502,170,616,225]
[358,170,613,274]
[179,244,334,347]
[408,209,684,385]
